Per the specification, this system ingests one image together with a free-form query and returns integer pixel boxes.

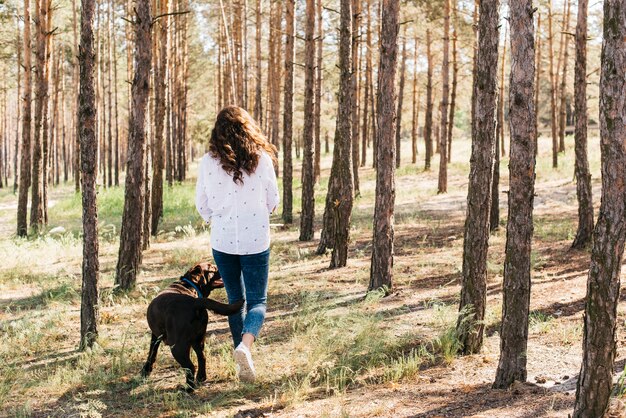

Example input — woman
[195,106,279,383]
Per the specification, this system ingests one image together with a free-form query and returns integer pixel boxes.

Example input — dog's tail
[195,298,244,316]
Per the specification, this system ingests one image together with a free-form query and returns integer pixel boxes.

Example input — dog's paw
[196,373,207,383]
[140,365,152,378]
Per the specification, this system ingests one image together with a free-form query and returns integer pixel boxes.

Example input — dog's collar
[180,277,204,299]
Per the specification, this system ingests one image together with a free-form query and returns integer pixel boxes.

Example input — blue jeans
[212,248,270,347]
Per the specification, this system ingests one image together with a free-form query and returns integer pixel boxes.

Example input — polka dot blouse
[195,151,280,255]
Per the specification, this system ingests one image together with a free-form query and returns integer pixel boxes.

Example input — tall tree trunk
[253,0,262,122]
[78,0,100,349]
[115,0,152,290]
[143,134,152,249]
[51,46,60,187]
[368,0,399,293]
[107,1,113,188]
[424,28,433,171]
[113,5,120,187]
[491,116,500,232]
[456,0,500,355]
[558,0,571,153]
[78,0,99,350]
[371,1,381,170]
[411,36,419,164]
[571,0,592,250]
[573,3,626,414]
[493,0,537,389]
[30,0,50,233]
[219,0,237,105]
[534,13,542,156]
[361,0,372,167]
[327,0,353,268]
[41,1,52,225]
[548,2,558,168]
[14,7,21,194]
[491,26,507,232]
[498,26,507,157]
[438,0,450,193]
[282,0,295,224]
[314,0,323,183]
[151,0,169,235]
[395,31,406,169]
[62,68,68,183]
[269,0,282,155]
[299,0,316,242]
[73,0,80,192]
[447,3,458,163]
[350,0,361,195]
[17,0,32,237]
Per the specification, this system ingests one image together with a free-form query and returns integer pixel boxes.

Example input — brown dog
[141,262,243,390]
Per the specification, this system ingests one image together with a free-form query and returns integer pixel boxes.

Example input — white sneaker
[234,343,256,383]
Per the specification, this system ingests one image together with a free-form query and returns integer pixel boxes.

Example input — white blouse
[195,151,280,255]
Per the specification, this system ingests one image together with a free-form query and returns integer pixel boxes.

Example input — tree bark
[17,0,32,237]
[106,2,113,189]
[447,3,458,163]
[253,0,262,122]
[282,0,295,224]
[437,0,450,193]
[151,0,169,235]
[14,6,21,194]
[493,0,537,389]
[73,0,80,192]
[371,1,381,170]
[491,26,507,232]
[548,2,558,168]
[78,0,99,350]
[456,0,499,355]
[30,0,51,233]
[350,0,361,194]
[115,0,152,289]
[572,3,626,412]
[112,6,120,187]
[368,0,399,293]
[361,0,372,167]
[327,0,354,268]
[395,31,406,169]
[558,0,571,153]
[424,28,433,171]
[571,0,593,250]
[534,13,542,157]
[411,36,419,164]
[314,0,323,183]
[498,27,507,157]
[299,0,316,242]
[491,109,500,232]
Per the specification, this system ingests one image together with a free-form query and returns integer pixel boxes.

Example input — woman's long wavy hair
[209,106,277,184]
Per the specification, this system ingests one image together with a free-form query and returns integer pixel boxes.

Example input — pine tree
[493,0,537,388]
[282,0,295,224]
[457,0,500,354]
[299,0,316,242]
[115,0,152,289]
[368,0,400,293]
[78,0,99,350]
[571,0,593,249]
[17,0,32,237]
[573,2,626,414]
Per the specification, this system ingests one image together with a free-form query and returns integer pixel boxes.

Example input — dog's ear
[183,263,204,284]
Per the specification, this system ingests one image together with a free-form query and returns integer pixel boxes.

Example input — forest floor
[1,135,626,418]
